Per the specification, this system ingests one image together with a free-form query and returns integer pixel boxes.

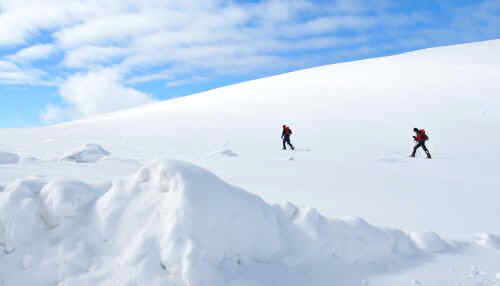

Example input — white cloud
[41,68,156,123]
[333,0,392,12]
[40,104,72,123]
[7,44,57,63]
[1,0,432,83]
[166,75,209,87]
[54,12,170,48]
[0,60,54,85]
[0,0,94,46]
[128,70,171,84]
[0,61,18,70]
[63,46,130,68]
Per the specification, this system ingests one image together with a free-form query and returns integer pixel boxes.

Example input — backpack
[421,130,429,141]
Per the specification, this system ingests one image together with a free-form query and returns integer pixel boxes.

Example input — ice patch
[0,152,20,164]
[62,144,110,163]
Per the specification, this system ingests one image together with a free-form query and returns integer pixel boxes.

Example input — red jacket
[282,127,292,137]
[415,129,428,141]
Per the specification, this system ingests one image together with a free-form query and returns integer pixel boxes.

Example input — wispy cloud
[0,60,56,86]
[63,46,130,68]
[7,44,57,63]
[166,75,209,87]
[128,70,171,84]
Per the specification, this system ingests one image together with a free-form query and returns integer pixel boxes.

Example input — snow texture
[0,160,451,286]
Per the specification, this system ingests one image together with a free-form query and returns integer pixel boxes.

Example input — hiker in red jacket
[282,125,295,150]
[411,128,432,159]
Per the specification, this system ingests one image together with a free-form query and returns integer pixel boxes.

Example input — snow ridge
[0,160,459,286]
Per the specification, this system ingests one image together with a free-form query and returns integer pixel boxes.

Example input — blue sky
[0,0,499,128]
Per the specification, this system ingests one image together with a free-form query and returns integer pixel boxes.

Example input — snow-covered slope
[1,40,500,285]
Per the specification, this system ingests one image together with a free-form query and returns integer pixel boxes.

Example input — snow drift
[0,160,454,286]
[61,144,110,163]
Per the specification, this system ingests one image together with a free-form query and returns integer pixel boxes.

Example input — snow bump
[62,144,110,163]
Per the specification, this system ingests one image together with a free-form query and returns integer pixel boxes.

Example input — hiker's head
[283,125,287,129]
[413,128,419,133]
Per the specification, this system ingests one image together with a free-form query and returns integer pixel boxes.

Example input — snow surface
[1,40,500,285]
[0,160,486,286]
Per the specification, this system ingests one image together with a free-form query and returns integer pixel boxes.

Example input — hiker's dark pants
[412,141,431,158]
[282,136,294,150]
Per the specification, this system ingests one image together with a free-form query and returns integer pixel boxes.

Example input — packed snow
[1,40,500,285]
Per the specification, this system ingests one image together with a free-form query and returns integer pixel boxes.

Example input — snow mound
[0,151,20,164]
[61,144,110,163]
[475,233,500,249]
[40,180,100,227]
[0,160,454,285]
